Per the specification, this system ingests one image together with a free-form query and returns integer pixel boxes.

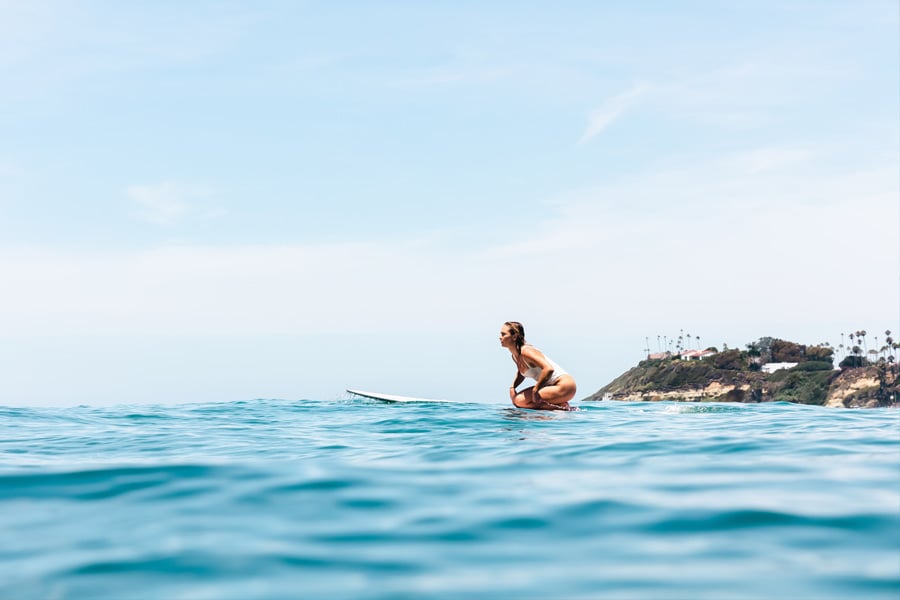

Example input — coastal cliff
[585,338,898,408]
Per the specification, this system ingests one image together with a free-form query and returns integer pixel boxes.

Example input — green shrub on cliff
[794,361,834,371]
[839,355,867,369]
[658,361,716,388]
[710,349,746,370]
[770,370,837,405]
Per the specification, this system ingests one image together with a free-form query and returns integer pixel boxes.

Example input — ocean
[2,398,898,599]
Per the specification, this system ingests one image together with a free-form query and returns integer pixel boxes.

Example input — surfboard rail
[346,389,455,403]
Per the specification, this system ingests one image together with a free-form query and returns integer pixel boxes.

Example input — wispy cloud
[127,181,216,226]
[482,145,898,335]
[1,147,896,347]
[579,83,650,144]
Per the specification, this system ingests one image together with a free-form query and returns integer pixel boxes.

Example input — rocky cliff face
[586,358,897,408]
[824,368,893,408]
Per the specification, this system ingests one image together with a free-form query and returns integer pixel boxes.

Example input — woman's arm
[509,372,525,400]
[521,346,553,395]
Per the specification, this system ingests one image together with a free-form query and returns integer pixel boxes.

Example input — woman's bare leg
[513,381,576,411]
[536,377,577,406]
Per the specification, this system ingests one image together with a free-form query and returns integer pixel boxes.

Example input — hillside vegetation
[586,337,898,408]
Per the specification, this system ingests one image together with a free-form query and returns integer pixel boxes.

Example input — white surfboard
[346,389,456,403]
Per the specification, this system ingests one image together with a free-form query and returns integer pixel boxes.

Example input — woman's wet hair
[504,321,526,353]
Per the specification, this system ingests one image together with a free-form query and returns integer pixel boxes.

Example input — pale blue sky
[2,1,898,405]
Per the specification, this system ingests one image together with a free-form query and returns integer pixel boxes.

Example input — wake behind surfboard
[346,389,457,403]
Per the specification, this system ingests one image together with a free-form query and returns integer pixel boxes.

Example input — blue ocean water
[1,398,898,600]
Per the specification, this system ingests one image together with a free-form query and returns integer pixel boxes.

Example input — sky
[1,1,898,406]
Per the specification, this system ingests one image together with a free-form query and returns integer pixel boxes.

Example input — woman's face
[499,326,516,348]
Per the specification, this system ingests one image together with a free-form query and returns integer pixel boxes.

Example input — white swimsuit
[517,345,569,384]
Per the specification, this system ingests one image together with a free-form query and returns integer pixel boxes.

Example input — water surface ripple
[2,399,898,599]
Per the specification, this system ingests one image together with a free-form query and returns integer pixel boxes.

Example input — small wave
[661,403,747,414]
[649,508,896,534]
[1,398,898,600]
[0,464,226,501]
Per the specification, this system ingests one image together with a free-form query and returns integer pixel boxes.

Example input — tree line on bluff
[649,330,897,370]
[742,331,897,370]
[633,330,898,406]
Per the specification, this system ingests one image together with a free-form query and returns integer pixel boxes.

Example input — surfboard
[346,389,456,403]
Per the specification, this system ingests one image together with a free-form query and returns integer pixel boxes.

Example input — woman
[500,321,577,410]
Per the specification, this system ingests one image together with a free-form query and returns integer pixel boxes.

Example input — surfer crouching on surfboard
[500,321,577,411]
